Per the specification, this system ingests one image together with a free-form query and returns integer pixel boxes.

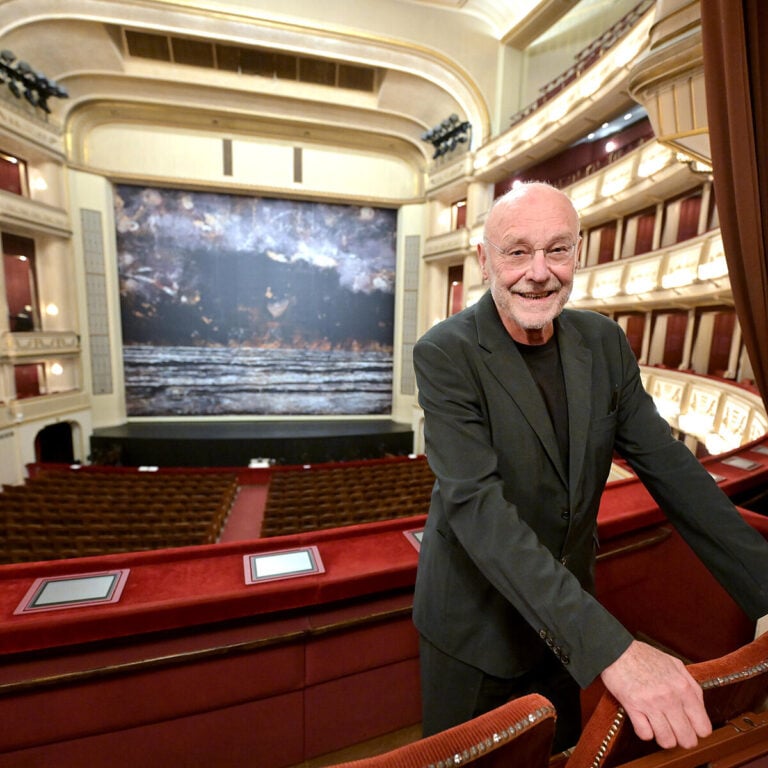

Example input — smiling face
[478,183,581,345]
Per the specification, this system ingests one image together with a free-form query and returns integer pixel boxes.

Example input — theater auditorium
[1,0,768,766]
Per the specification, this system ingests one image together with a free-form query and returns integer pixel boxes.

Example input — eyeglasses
[483,239,577,268]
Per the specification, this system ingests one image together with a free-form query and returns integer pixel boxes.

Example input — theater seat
[566,632,768,768]
[324,693,555,767]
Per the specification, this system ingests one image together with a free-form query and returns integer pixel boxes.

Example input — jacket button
[561,509,570,520]
[560,556,568,566]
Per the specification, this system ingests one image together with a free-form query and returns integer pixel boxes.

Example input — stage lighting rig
[0,49,68,115]
[421,113,472,159]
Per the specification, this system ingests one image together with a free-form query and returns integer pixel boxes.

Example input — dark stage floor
[90,419,414,467]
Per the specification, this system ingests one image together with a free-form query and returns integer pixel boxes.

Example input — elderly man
[413,181,768,753]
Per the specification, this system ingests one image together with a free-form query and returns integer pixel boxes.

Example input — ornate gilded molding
[627,1,711,164]
[0,97,65,159]
[1,331,80,359]
[0,190,71,238]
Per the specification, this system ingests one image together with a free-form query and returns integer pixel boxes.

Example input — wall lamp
[421,114,472,159]
[0,49,68,115]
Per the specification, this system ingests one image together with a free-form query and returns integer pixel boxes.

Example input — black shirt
[516,335,570,474]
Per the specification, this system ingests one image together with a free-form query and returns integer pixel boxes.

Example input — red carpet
[218,483,269,542]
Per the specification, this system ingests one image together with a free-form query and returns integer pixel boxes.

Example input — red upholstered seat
[323,693,555,767]
[566,632,768,768]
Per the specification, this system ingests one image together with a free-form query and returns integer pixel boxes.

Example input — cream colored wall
[83,125,422,202]
[521,0,640,106]
[69,125,428,427]
[35,235,76,331]
[14,407,92,470]
[647,313,668,366]
[391,203,427,426]
[690,312,715,375]
[67,169,126,429]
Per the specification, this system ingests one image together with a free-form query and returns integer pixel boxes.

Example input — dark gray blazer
[413,291,768,688]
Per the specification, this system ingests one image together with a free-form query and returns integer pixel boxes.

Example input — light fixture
[661,269,696,289]
[675,151,713,176]
[591,283,621,299]
[0,49,69,115]
[625,275,657,294]
[421,114,472,159]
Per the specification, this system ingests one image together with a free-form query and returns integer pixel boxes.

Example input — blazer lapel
[475,292,567,483]
[556,312,593,500]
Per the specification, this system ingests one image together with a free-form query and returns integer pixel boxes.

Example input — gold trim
[70,163,421,209]
[595,528,672,562]
[589,710,625,768]
[0,601,414,697]
[628,33,703,98]
[125,0,490,131]
[656,137,711,166]
[39,1,489,141]
[65,99,427,169]
[427,704,557,768]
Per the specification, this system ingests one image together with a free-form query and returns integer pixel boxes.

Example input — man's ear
[477,242,488,281]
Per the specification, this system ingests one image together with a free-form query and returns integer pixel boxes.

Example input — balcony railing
[569,230,729,311]
[1,330,80,359]
[0,188,70,237]
[471,7,655,181]
[423,228,470,260]
[641,366,767,454]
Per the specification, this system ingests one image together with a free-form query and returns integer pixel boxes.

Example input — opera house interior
[1,0,768,766]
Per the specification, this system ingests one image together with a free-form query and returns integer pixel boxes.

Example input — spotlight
[421,114,472,159]
[0,50,68,115]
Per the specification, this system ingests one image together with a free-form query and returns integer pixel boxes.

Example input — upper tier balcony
[569,229,730,313]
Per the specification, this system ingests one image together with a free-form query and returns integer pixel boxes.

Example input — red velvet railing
[1,445,767,766]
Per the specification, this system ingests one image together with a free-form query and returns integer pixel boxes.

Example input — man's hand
[600,640,712,750]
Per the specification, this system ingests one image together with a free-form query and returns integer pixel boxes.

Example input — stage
[89,419,415,467]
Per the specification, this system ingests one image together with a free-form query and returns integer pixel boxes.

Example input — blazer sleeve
[611,334,768,620]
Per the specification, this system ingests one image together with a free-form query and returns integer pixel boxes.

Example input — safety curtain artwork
[114,185,397,417]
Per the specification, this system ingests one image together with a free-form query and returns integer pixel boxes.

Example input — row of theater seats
[0,469,239,564]
[328,632,768,768]
[260,457,435,537]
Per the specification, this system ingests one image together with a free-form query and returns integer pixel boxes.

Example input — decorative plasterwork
[1,331,80,360]
[628,28,710,164]
[0,98,65,160]
[470,8,655,182]
[0,189,71,238]
[0,2,491,159]
[569,230,731,313]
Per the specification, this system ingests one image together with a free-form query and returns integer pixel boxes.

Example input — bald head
[478,181,581,345]
[485,182,580,243]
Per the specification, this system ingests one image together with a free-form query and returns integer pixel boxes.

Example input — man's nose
[525,249,551,280]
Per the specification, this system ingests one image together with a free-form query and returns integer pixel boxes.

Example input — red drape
[701,0,768,405]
